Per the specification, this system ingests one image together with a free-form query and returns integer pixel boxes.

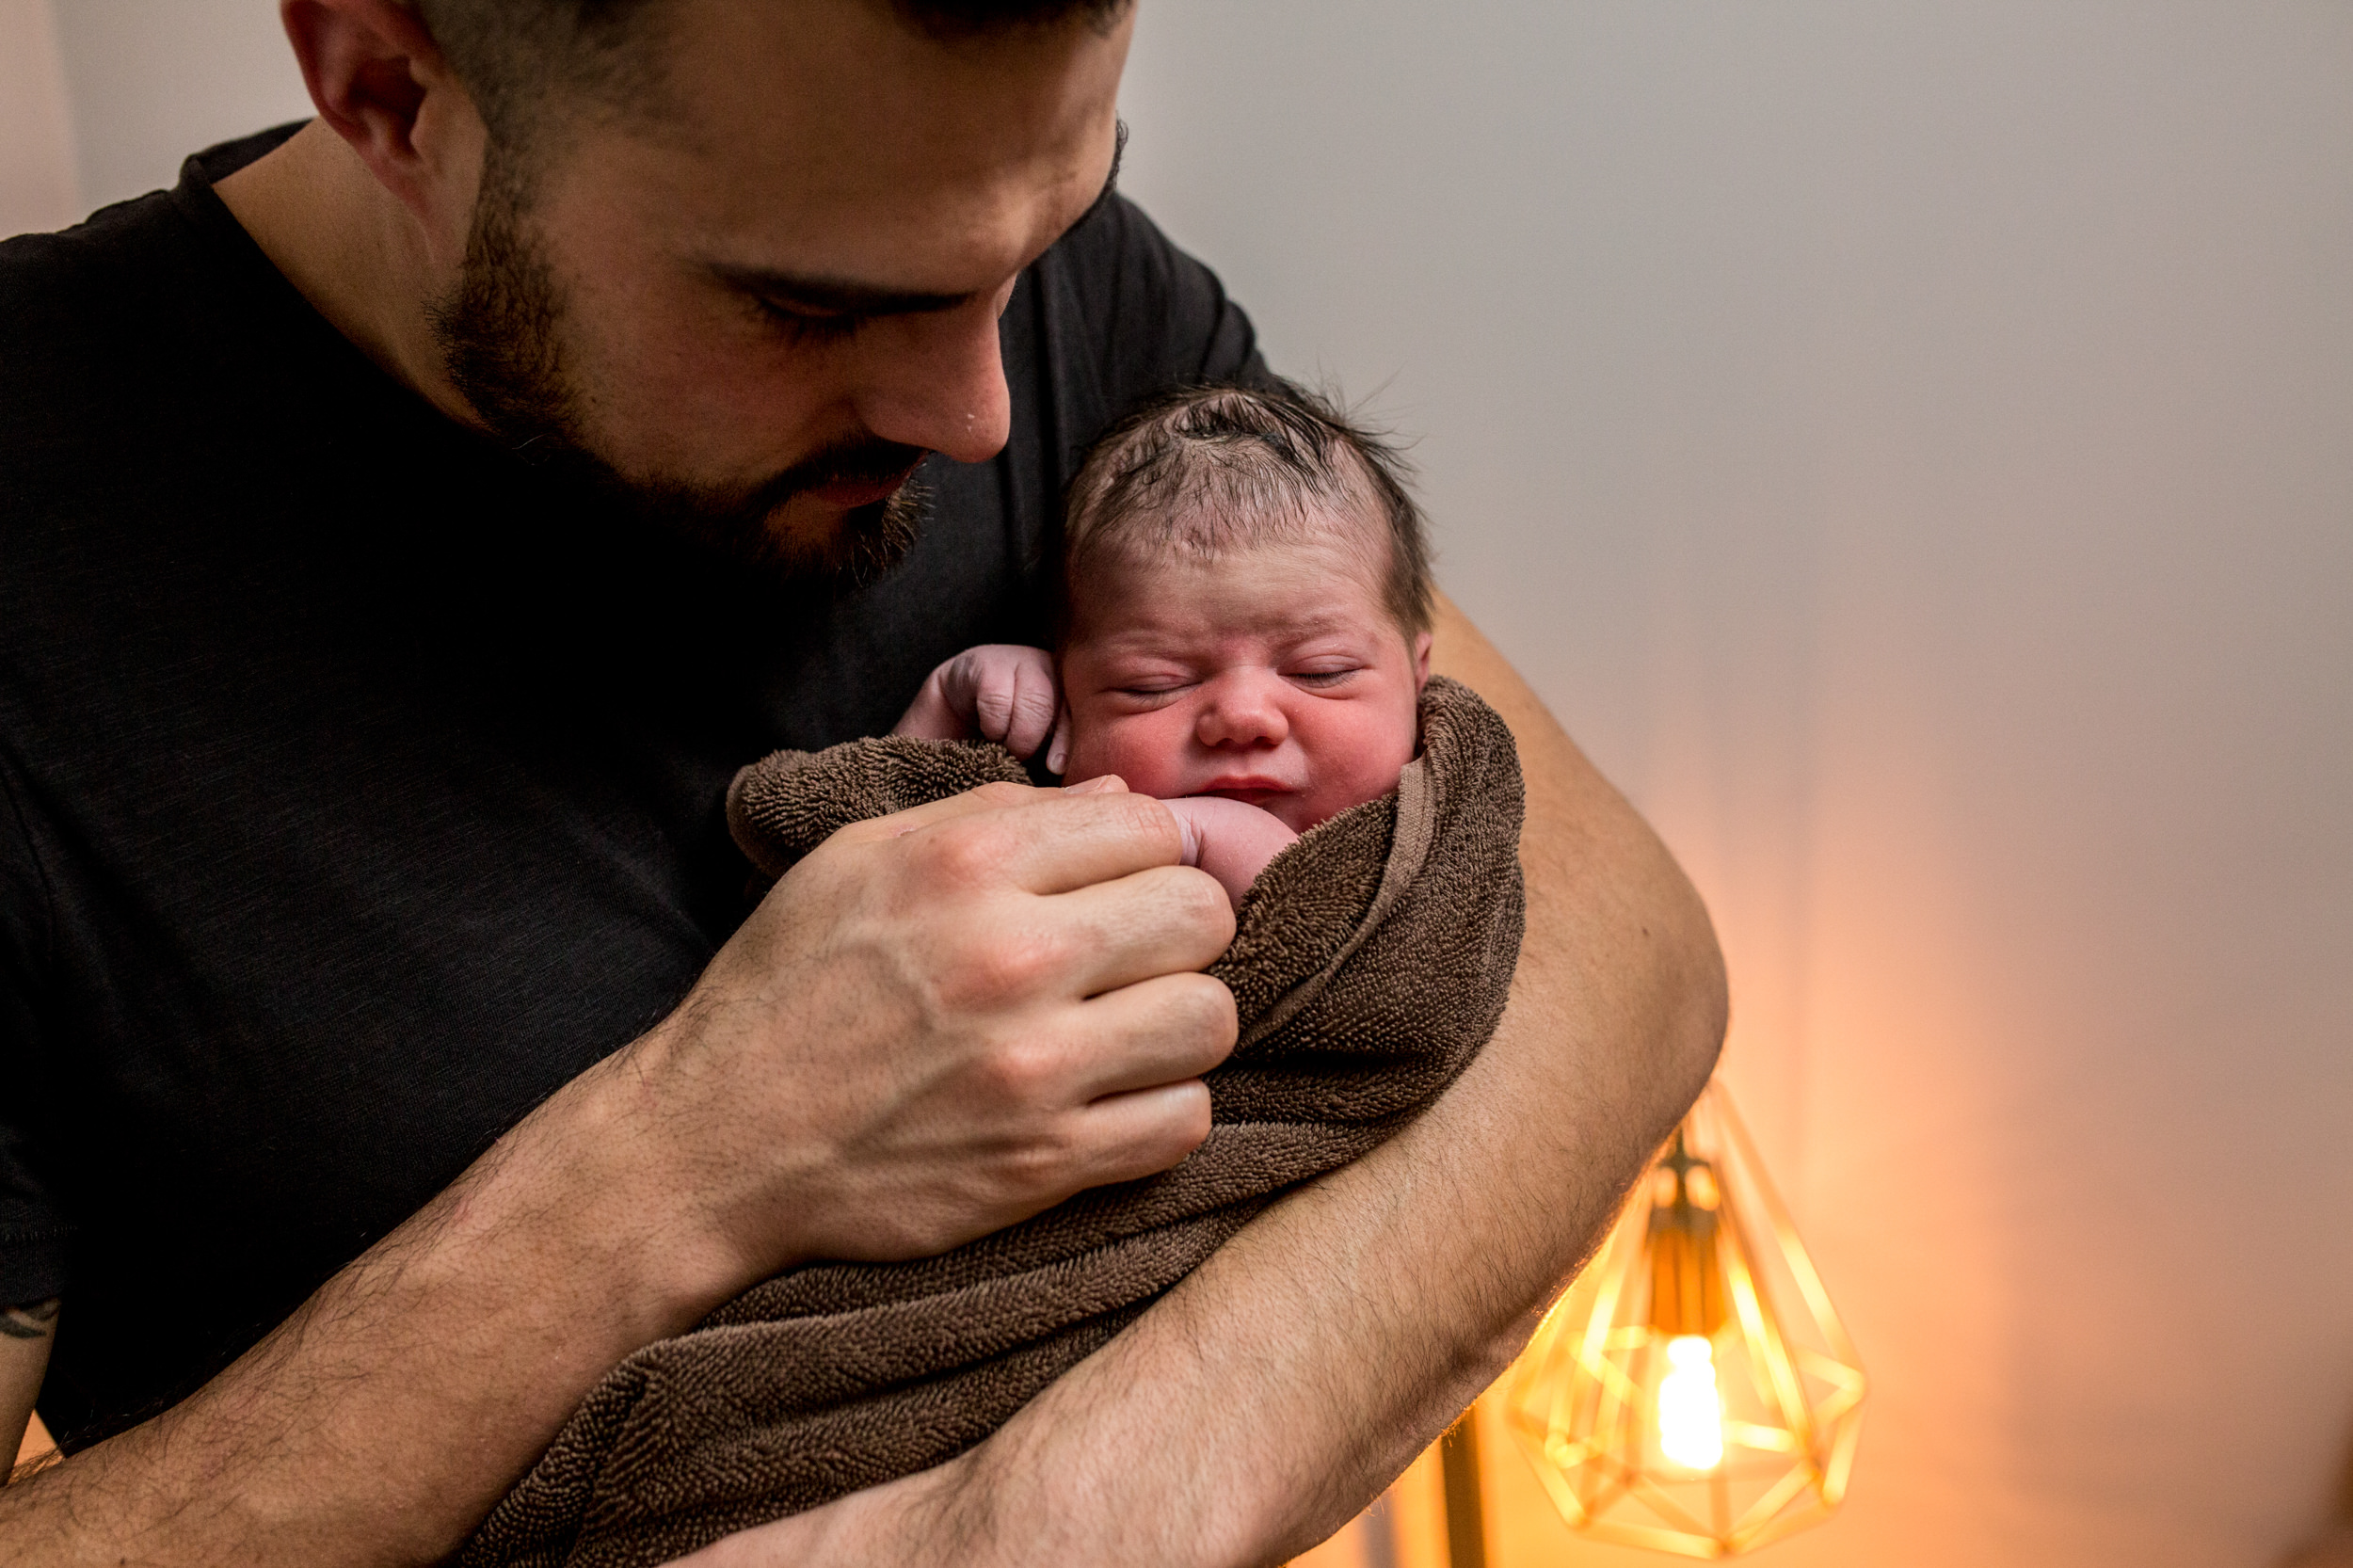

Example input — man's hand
[631,778,1238,1277]
[0,781,1236,1567]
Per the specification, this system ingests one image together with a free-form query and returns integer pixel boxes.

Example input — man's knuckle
[966,780,1033,809]
[1164,868,1235,932]
[990,1128,1077,1203]
[977,1035,1064,1104]
[1176,973,1241,1035]
[1088,791,1176,848]
[943,929,1061,1009]
[914,823,1006,887]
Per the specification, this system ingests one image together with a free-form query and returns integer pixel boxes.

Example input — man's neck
[215,121,485,432]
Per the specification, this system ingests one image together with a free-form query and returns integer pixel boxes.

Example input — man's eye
[1290,668,1360,687]
[759,301,864,346]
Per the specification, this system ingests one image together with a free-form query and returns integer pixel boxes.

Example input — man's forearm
[0,1047,739,1566]
[1,777,1244,1566]
[708,596,1728,1567]
[3,1299,59,1478]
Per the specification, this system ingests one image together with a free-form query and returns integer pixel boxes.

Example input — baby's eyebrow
[1277,612,1365,637]
[1087,612,1376,652]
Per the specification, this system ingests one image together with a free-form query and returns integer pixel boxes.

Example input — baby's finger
[969,676,1020,745]
[1004,662,1061,759]
[1046,704,1073,776]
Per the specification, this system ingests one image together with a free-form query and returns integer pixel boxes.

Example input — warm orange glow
[1497,1080,1866,1558]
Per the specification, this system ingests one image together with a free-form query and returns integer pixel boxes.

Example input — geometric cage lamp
[1497,1079,1867,1558]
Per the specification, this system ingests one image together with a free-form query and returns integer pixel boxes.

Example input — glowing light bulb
[1657,1334,1725,1470]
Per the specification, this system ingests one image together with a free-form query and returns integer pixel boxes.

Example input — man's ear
[1412,629,1433,688]
[280,0,483,247]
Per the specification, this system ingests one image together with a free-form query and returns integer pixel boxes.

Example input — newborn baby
[472,391,1522,1568]
[894,378,1434,904]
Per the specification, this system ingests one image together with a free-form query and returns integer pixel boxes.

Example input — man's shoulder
[1038,192,1210,324]
[3,182,204,339]
[1024,193,1266,405]
[2,127,296,361]
[1,185,227,443]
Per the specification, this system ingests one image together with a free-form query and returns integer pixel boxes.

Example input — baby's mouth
[1198,776,1293,805]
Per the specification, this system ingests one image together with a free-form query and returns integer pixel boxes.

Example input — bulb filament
[1657,1334,1725,1470]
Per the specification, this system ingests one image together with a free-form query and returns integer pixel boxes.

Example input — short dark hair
[416,0,1133,146]
[1062,377,1435,637]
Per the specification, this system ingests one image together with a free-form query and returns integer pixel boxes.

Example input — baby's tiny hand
[893,644,1069,767]
[1161,795,1302,907]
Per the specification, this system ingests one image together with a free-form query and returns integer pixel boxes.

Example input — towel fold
[461,674,1526,1568]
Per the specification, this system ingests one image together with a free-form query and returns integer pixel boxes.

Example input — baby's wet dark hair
[1060,377,1433,638]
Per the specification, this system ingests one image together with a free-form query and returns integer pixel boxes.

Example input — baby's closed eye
[1112,680,1195,705]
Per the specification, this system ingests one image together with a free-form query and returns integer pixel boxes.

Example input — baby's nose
[1195,671,1290,748]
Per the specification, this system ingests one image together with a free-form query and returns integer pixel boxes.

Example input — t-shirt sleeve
[0,755,70,1307]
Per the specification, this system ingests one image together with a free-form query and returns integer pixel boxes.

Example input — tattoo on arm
[0,1300,58,1340]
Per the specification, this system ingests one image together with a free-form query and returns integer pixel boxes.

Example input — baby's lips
[1194,772,1293,793]
[1197,783,1296,807]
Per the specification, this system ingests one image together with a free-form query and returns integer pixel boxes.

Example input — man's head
[1054,380,1437,831]
[282,0,1133,583]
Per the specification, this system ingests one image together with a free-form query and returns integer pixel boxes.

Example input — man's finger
[1046,865,1236,996]
[1063,1080,1216,1190]
[823,769,1128,852]
[1065,971,1238,1098]
[824,781,1048,846]
[893,790,1192,896]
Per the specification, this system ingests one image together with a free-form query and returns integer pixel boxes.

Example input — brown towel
[461,674,1525,1568]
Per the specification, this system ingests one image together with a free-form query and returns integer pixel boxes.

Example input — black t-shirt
[0,124,1263,1449]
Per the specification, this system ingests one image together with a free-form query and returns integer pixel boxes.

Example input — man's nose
[1195,672,1290,749]
[854,298,1014,467]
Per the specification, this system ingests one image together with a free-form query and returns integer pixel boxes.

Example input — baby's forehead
[1065,518,1405,644]
[1074,499,1392,591]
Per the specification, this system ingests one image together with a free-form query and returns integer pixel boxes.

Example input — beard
[426,147,929,591]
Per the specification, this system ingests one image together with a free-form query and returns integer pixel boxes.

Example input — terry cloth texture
[462,675,1525,1568]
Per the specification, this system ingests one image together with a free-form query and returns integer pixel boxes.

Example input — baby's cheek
[1064,711,1184,793]
[1303,703,1422,821]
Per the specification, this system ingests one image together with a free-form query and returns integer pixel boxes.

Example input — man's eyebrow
[713,120,1128,318]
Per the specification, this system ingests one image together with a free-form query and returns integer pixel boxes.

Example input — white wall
[7,0,310,225]
[1118,4,2353,1565]
[15,2,2352,1563]
[0,0,80,236]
